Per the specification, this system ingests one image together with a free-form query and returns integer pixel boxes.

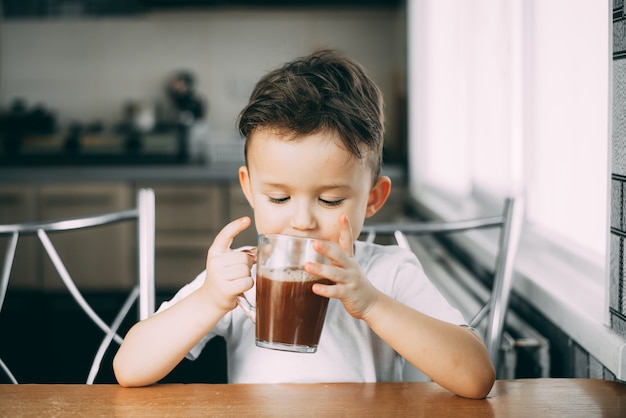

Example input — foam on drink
[259,267,319,282]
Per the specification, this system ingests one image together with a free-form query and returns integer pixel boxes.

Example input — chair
[361,197,524,373]
[0,188,155,384]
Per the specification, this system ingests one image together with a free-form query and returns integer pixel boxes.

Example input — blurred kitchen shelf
[0,0,402,20]
[0,131,186,166]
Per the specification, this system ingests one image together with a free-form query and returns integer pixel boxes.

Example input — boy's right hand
[201,216,256,313]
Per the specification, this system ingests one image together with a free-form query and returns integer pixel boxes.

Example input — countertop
[1,379,625,417]
[0,162,405,184]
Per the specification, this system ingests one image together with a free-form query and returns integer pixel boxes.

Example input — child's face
[239,129,390,245]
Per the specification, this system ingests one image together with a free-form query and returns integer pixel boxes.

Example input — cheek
[250,202,282,233]
[327,208,363,241]
[343,203,369,234]
[345,198,369,220]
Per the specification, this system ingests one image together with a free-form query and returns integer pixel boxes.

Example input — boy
[113,50,495,399]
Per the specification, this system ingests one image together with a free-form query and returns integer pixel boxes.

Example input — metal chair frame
[0,188,155,384]
[361,197,524,371]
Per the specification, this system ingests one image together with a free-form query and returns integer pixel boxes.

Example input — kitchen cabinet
[0,185,39,289]
[0,183,135,291]
[0,180,257,292]
[135,183,228,289]
[0,163,405,291]
[134,182,257,290]
[38,183,135,290]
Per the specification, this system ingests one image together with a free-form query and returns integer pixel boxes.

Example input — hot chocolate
[256,268,332,352]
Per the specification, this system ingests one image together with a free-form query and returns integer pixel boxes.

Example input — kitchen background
[0,1,406,166]
[1,0,625,388]
[0,1,408,384]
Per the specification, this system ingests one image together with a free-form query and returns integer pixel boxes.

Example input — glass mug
[236,234,332,353]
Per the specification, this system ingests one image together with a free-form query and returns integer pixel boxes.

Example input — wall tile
[611,179,623,230]
[613,61,626,176]
[611,308,626,337]
[615,19,626,58]
[610,235,622,311]
[612,19,626,343]
[617,237,626,316]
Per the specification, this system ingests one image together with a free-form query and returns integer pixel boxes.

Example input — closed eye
[268,196,290,204]
[319,198,344,207]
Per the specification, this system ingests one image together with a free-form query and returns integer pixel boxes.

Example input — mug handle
[235,246,257,323]
[236,294,256,323]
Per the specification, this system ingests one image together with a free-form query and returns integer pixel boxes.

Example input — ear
[239,165,254,209]
[365,176,392,218]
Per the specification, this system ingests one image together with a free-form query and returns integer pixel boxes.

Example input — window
[406,0,622,377]
[407,0,608,264]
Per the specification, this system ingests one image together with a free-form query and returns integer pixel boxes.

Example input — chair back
[361,197,524,371]
[0,188,155,384]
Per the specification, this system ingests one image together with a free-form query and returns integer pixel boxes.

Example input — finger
[311,239,343,268]
[337,213,354,256]
[209,217,251,254]
[221,251,256,271]
[306,261,345,286]
[312,282,340,299]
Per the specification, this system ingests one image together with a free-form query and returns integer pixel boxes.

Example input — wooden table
[1,378,625,417]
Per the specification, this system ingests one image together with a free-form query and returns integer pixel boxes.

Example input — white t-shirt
[157,240,466,383]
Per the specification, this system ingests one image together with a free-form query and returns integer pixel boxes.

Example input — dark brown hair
[237,49,385,179]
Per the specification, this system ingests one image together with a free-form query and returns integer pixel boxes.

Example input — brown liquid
[256,269,332,350]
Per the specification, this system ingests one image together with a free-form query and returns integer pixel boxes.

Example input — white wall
[0,9,404,141]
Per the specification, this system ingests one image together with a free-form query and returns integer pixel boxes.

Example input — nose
[290,201,317,232]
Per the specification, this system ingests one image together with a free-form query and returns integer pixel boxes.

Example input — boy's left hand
[306,214,380,320]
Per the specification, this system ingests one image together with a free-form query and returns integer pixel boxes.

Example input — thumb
[209,217,251,254]
[337,214,354,256]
